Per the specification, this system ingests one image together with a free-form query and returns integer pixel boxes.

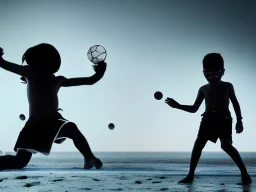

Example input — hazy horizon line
[3,151,255,153]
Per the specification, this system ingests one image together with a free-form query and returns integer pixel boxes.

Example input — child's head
[22,43,61,75]
[202,53,225,83]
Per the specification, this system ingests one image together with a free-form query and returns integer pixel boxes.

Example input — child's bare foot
[241,173,252,185]
[178,173,194,184]
[84,158,102,169]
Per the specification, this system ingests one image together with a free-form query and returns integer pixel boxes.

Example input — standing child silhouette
[0,44,106,170]
[165,53,252,185]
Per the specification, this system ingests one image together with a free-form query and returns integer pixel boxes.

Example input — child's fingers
[236,126,243,133]
[165,101,171,105]
[98,61,106,65]
[166,98,172,102]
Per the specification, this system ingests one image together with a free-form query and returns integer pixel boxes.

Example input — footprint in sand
[23,182,40,188]
[119,176,127,180]
[31,176,44,179]
[135,181,142,184]
[93,178,100,181]
[0,178,7,182]
[52,179,64,182]
[15,176,28,180]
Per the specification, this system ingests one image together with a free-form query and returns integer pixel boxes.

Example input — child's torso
[25,72,62,119]
[201,81,231,114]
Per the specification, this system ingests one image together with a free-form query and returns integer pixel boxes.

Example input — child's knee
[16,151,32,168]
[61,122,80,139]
[68,122,78,129]
[220,139,232,150]
[16,159,29,169]
[66,122,80,134]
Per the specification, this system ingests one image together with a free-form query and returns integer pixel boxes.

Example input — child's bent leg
[0,150,32,170]
[57,122,102,169]
[178,136,208,184]
[220,138,251,184]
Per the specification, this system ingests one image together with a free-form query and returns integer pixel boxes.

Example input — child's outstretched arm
[229,83,243,133]
[0,48,28,77]
[60,62,107,87]
[165,87,204,113]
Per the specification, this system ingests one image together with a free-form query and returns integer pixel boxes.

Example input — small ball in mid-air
[19,114,26,121]
[108,123,115,130]
[154,91,163,100]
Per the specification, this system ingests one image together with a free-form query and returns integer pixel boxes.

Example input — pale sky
[0,0,256,152]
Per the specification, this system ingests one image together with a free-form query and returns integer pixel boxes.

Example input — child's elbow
[192,106,198,113]
[88,81,96,85]
[88,77,102,85]
[86,79,98,85]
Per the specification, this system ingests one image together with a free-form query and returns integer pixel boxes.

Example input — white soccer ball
[87,45,107,64]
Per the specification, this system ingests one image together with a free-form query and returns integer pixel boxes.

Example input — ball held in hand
[87,45,107,64]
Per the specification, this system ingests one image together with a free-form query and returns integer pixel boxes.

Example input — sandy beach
[0,152,255,191]
[0,170,254,192]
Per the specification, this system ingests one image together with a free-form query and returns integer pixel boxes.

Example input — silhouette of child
[165,53,252,185]
[0,44,106,170]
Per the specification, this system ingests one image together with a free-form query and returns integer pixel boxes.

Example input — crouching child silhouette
[0,44,106,170]
[165,53,251,185]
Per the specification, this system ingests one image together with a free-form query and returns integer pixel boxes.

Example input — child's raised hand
[92,61,107,74]
[236,121,243,134]
[0,47,4,58]
[165,97,180,108]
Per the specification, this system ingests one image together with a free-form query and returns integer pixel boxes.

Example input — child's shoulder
[55,75,67,86]
[199,81,233,91]
[202,81,233,87]
[199,84,208,90]
[55,75,66,80]
[220,81,233,88]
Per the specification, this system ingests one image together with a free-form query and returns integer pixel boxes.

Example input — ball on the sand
[108,123,115,130]
[19,114,26,121]
[154,91,163,100]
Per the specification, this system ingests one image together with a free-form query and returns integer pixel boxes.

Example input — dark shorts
[198,112,233,143]
[14,112,72,155]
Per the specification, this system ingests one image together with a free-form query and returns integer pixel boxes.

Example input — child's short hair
[22,43,61,74]
[203,53,224,71]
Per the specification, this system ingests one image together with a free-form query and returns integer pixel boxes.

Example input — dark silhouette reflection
[0,44,106,170]
[165,53,251,185]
